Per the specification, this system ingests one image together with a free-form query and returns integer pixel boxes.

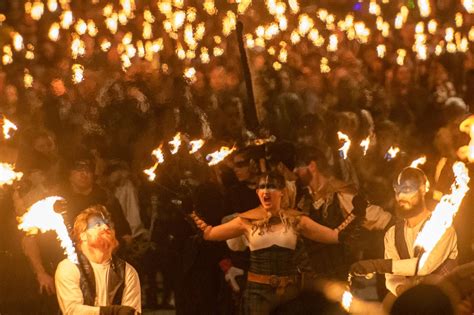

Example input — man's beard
[298,169,313,186]
[89,230,119,252]
[396,200,424,219]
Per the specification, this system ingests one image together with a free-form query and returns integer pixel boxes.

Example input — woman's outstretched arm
[191,212,247,241]
[298,216,339,244]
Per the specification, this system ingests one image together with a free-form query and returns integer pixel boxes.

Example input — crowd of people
[0,0,473,314]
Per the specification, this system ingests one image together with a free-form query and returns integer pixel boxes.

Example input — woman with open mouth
[191,171,365,314]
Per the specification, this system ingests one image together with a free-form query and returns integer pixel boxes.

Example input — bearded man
[55,205,141,315]
[350,167,458,304]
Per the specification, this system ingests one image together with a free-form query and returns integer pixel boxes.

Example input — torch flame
[2,117,17,139]
[206,146,236,166]
[457,115,474,162]
[385,146,400,161]
[18,196,78,264]
[189,139,205,154]
[360,136,370,156]
[410,156,427,168]
[144,145,165,181]
[337,131,351,159]
[341,290,353,312]
[0,162,23,186]
[144,163,158,181]
[414,162,470,270]
[168,132,182,154]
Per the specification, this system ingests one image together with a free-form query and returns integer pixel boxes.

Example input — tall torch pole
[236,21,259,132]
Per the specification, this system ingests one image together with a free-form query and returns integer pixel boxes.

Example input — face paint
[257,175,279,192]
[86,215,111,230]
[393,179,420,195]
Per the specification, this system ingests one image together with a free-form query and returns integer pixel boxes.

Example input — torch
[17,197,95,298]
[413,161,470,276]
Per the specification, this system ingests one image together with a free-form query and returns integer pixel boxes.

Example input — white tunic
[55,258,141,315]
[384,220,458,296]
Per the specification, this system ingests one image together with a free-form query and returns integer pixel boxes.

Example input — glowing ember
[206,146,236,166]
[360,136,370,156]
[341,291,353,312]
[0,162,22,186]
[189,139,205,154]
[458,115,474,162]
[168,132,182,154]
[18,196,78,264]
[410,156,427,168]
[2,117,17,139]
[337,131,351,159]
[414,162,470,270]
[385,146,400,161]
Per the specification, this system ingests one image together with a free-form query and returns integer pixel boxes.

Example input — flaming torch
[144,145,165,181]
[0,163,23,186]
[206,146,236,166]
[168,132,182,154]
[457,115,474,162]
[410,155,427,168]
[189,139,205,154]
[2,116,17,139]
[341,290,353,312]
[18,196,78,263]
[384,146,400,161]
[360,136,370,156]
[337,131,351,159]
[414,162,470,272]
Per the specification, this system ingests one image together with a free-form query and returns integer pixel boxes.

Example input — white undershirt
[384,221,458,296]
[55,258,141,315]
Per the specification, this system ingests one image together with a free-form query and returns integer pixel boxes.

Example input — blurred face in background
[69,163,94,193]
[33,135,57,158]
[232,153,251,182]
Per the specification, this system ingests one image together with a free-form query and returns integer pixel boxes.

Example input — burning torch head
[393,167,428,216]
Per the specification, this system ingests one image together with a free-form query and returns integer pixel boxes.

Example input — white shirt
[384,220,458,296]
[55,258,141,315]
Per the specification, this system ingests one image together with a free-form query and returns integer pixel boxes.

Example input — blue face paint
[393,179,420,195]
[86,216,111,230]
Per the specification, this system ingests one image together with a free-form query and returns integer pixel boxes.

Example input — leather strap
[394,220,410,259]
[247,271,298,296]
